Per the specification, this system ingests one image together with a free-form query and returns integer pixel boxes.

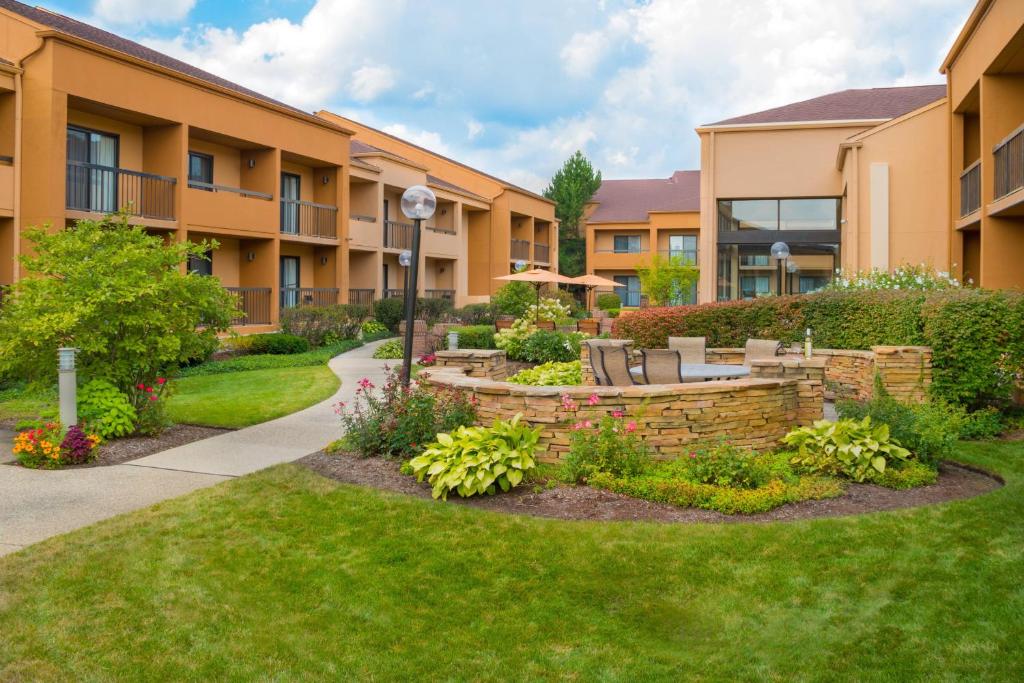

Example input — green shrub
[563,410,648,483]
[836,393,960,466]
[494,298,576,361]
[596,293,622,312]
[338,369,478,460]
[280,305,366,347]
[959,407,1005,440]
[824,264,961,291]
[492,281,536,318]
[453,325,497,350]
[360,320,390,340]
[77,379,137,440]
[549,289,584,318]
[373,298,405,332]
[453,303,496,325]
[508,361,581,386]
[408,414,541,500]
[247,333,310,355]
[416,297,455,326]
[783,417,911,483]
[372,338,404,360]
[521,330,582,363]
[178,340,362,377]
[675,441,771,489]
[870,460,939,490]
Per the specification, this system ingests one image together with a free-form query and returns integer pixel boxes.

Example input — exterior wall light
[320,256,329,266]
[247,251,256,262]
[399,185,436,386]
[247,158,256,169]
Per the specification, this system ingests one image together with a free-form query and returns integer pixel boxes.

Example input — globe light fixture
[398,186,437,386]
[770,241,791,260]
[400,185,436,220]
[786,261,800,274]
[399,250,412,268]
[514,259,528,273]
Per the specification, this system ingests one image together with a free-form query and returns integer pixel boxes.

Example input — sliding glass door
[66,126,118,213]
[280,256,300,309]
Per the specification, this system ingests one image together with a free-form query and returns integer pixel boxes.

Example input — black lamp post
[399,185,437,386]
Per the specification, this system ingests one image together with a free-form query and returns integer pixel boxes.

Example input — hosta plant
[77,379,137,439]
[782,417,910,483]
[408,414,541,500]
[508,360,582,386]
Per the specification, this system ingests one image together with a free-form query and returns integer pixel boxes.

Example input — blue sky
[52,0,974,192]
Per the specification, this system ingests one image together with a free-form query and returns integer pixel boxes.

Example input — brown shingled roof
[707,85,947,126]
[0,0,321,121]
[587,171,700,224]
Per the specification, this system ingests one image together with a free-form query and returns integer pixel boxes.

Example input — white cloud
[93,0,195,25]
[466,119,484,140]
[381,124,451,155]
[349,64,395,103]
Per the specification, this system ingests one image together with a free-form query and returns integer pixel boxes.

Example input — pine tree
[543,151,602,276]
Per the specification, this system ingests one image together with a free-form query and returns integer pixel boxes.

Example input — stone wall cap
[436,349,506,358]
[871,345,933,353]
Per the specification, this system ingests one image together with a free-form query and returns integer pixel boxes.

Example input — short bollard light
[448,330,459,350]
[58,347,79,427]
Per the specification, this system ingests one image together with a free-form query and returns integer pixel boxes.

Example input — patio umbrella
[494,268,576,322]
[571,273,624,311]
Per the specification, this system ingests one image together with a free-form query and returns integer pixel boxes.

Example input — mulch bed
[298,451,1003,524]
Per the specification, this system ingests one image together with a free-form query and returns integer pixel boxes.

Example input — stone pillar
[871,346,932,402]
[433,349,508,380]
[398,319,429,357]
[749,357,826,424]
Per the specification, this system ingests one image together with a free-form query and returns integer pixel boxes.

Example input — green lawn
[166,365,340,429]
[1,441,1021,680]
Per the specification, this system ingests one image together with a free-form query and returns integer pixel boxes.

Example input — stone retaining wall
[433,349,508,380]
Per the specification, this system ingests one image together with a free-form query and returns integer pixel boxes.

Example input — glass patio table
[629,363,751,381]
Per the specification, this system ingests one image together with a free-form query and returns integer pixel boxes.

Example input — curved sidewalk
[0,339,392,557]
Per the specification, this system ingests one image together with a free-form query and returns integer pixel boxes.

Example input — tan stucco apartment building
[0,0,554,330]
[586,0,1023,304]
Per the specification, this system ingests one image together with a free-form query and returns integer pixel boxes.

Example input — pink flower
[358,378,375,390]
[587,393,600,406]
[573,422,584,431]
[560,393,578,411]
[157,377,166,385]
[149,395,158,401]
[145,386,154,393]
[612,410,624,418]
[688,451,697,459]
[583,420,593,429]
[136,383,145,390]
[625,421,637,433]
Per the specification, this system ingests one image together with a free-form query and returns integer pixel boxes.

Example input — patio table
[629,363,751,382]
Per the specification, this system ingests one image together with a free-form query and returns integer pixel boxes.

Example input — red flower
[149,395,158,401]
[137,383,145,390]
[145,386,154,393]
[156,377,166,385]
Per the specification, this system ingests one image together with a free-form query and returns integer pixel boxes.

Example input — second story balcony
[960,160,981,217]
[280,199,338,239]
[994,124,1024,202]
[534,242,550,264]
[510,238,531,261]
[66,161,177,221]
[384,219,414,249]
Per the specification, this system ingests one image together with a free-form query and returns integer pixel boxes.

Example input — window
[668,234,697,263]
[66,126,118,212]
[613,235,642,253]
[718,198,840,232]
[718,243,839,301]
[187,249,213,277]
[718,199,777,231]
[780,199,839,231]
[798,275,830,293]
[740,275,771,299]
[613,275,641,307]
[188,152,213,189]
[280,256,300,309]
[740,254,770,267]
[281,172,301,234]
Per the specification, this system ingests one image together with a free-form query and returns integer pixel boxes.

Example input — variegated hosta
[407,414,541,500]
[783,416,911,483]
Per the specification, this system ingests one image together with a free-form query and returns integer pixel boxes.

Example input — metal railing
[225,287,272,326]
[383,288,405,300]
[510,238,531,260]
[350,214,376,222]
[280,287,339,310]
[994,124,1024,201]
[384,220,414,249]
[659,249,699,264]
[187,179,273,200]
[534,242,550,263]
[424,289,455,302]
[349,288,375,307]
[960,160,981,217]
[66,161,177,220]
[280,198,338,239]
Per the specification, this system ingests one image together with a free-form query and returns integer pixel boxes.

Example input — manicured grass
[166,365,339,428]
[0,384,56,424]
[1,441,1022,680]
[178,339,363,377]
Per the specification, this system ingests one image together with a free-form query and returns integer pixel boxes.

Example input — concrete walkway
[0,340,392,557]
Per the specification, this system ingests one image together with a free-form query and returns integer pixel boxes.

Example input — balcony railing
[659,249,699,264]
[384,220,414,249]
[349,288,375,307]
[424,289,455,302]
[534,242,550,263]
[960,160,981,217]
[225,287,272,326]
[187,179,272,200]
[383,288,405,300]
[350,214,376,222]
[66,161,177,220]
[280,287,339,310]
[427,224,456,235]
[994,124,1024,201]
[619,291,641,307]
[510,238,531,261]
[281,199,338,239]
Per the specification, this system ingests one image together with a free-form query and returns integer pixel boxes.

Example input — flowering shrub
[678,441,772,489]
[128,377,171,436]
[418,352,437,367]
[508,361,581,386]
[13,422,100,469]
[494,297,573,358]
[562,394,648,483]
[336,368,477,459]
[823,264,961,291]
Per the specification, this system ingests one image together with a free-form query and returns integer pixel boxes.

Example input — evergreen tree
[543,151,602,276]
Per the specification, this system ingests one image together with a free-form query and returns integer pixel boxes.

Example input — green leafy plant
[837,392,961,466]
[521,330,583,363]
[562,404,648,483]
[247,333,310,355]
[452,325,497,350]
[959,406,1005,440]
[360,320,390,340]
[0,213,237,392]
[452,303,496,326]
[596,293,622,312]
[407,414,541,500]
[281,305,367,347]
[677,440,771,489]
[372,298,405,332]
[508,361,581,386]
[77,379,138,440]
[783,417,911,483]
[491,281,536,318]
[372,339,405,360]
[636,253,699,306]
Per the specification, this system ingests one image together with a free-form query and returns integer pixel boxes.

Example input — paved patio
[0,340,392,557]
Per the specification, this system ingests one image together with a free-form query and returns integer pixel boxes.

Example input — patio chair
[744,338,784,365]
[585,341,612,386]
[598,346,637,387]
[640,349,684,384]
[668,336,706,364]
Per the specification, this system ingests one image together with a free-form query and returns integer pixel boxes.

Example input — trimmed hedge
[178,340,362,377]
[453,325,497,350]
[612,289,1024,410]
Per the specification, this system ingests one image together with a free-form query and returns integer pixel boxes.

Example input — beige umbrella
[571,273,624,311]
[494,268,576,322]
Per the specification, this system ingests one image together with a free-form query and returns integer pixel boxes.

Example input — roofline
[316,109,555,206]
[350,158,381,173]
[696,118,889,133]
[351,149,430,173]
[941,0,993,73]
[35,30,355,136]
[427,180,490,205]
[835,97,948,171]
